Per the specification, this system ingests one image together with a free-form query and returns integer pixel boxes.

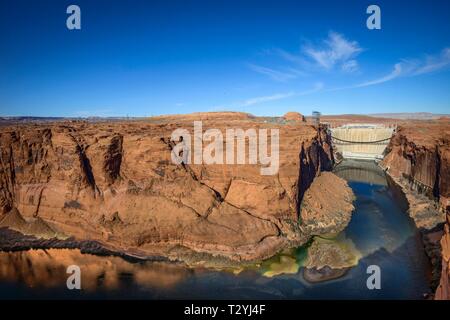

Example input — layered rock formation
[436,223,450,299]
[382,122,449,218]
[381,120,450,299]
[0,113,355,265]
[283,112,305,122]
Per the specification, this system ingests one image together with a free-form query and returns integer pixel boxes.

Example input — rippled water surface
[0,160,431,299]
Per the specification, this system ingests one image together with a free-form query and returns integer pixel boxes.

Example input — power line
[330,135,392,144]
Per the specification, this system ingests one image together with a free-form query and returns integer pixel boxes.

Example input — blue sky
[1,0,449,117]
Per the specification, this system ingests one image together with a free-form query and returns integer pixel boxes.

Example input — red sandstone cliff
[381,120,450,299]
[0,114,354,265]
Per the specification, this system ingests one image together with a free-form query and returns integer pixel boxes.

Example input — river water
[0,160,431,299]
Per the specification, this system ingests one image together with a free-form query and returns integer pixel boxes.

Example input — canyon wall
[381,120,449,299]
[0,114,354,265]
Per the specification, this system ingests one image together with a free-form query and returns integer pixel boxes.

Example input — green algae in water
[258,233,361,278]
[259,243,311,277]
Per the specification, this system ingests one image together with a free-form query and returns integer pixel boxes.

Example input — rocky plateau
[0,112,355,267]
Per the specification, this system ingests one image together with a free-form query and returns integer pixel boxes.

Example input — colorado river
[0,160,431,299]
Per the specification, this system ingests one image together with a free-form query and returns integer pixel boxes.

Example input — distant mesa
[283,112,305,122]
[368,112,449,120]
[149,111,255,121]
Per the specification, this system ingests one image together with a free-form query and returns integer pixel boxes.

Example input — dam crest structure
[328,123,396,161]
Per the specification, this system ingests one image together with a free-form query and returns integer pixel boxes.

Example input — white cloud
[272,48,309,66]
[341,60,359,73]
[248,64,299,82]
[240,82,323,107]
[354,63,403,88]
[242,92,295,106]
[353,47,450,88]
[299,82,324,95]
[412,47,450,75]
[303,31,362,69]
[251,32,362,81]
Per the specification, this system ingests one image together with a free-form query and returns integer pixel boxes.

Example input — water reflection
[0,249,190,291]
[334,160,387,186]
[0,160,432,299]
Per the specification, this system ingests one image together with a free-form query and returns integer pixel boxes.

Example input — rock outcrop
[300,172,355,235]
[283,112,305,122]
[436,222,450,299]
[0,207,57,239]
[381,120,450,299]
[0,114,354,265]
[303,236,360,283]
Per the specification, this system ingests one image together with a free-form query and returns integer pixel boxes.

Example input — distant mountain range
[368,112,449,120]
[1,112,449,123]
[0,116,139,124]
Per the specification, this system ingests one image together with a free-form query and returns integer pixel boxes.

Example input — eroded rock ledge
[381,120,449,299]
[0,113,355,265]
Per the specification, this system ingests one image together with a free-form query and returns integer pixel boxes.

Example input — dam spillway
[329,124,395,160]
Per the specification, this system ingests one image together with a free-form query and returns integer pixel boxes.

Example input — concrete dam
[329,124,396,160]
